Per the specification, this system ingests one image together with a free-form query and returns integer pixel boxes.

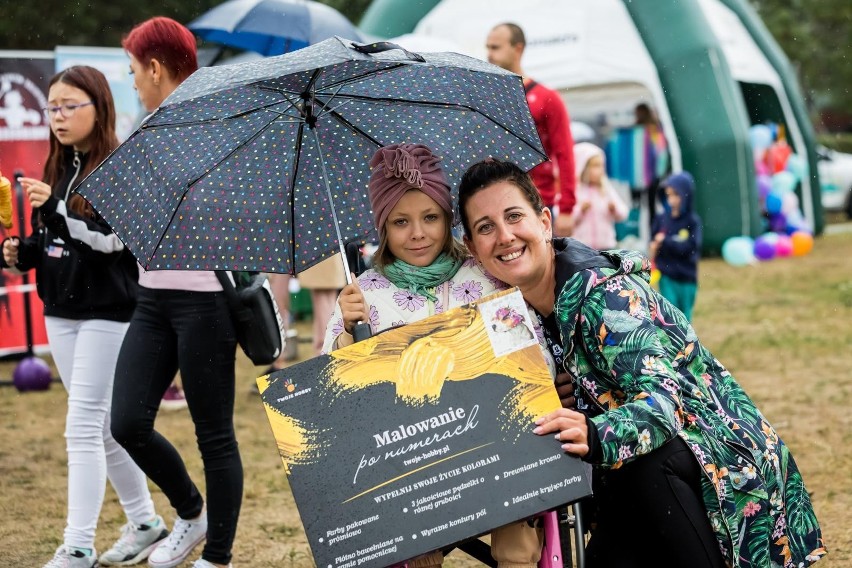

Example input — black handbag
[216,271,286,366]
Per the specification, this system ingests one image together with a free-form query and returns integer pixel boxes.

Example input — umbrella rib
[310,127,354,285]
[303,67,323,96]
[139,97,301,130]
[311,83,348,119]
[316,94,548,161]
[309,62,409,94]
[285,120,308,274]
[315,97,354,121]
[323,107,384,148]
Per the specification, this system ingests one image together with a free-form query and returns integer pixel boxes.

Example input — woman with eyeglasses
[0,66,168,568]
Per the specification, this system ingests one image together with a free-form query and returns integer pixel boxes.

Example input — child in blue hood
[649,171,702,321]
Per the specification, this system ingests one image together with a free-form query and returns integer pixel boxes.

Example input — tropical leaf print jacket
[550,238,825,567]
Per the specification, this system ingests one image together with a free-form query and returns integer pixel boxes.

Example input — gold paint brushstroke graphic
[256,373,273,395]
[396,337,455,402]
[261,404,326,474]
[498,383,561,442]
[325,306,553,404]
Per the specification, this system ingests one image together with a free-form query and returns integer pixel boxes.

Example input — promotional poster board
[259,289,592,568]
[0,51,53,357]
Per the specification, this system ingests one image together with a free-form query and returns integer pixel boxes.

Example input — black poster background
[259,292,592,568]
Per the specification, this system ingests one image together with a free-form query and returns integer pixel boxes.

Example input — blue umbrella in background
[187,0,363,56]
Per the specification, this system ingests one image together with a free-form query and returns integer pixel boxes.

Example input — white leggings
[45,316,156,550]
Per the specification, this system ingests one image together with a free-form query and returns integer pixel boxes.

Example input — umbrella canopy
[76,37,546,275]
[187,0,363,56]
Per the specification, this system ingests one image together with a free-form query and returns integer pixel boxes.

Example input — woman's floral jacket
[550,238,825,567]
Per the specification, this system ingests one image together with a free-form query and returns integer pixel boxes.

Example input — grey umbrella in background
[187,0,363,57]
[75,37,546,278]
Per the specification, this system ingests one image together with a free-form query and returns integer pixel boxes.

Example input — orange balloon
[790,231,813,256]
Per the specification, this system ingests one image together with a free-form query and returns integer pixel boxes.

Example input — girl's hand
[2,237,20,266]
[533,408,589,457]
[338,277,368,334]
[19,178,52,208]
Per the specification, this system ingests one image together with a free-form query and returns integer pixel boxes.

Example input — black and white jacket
[0,148,137,321]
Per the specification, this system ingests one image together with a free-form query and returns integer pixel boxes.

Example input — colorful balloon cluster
[723,124,815,266]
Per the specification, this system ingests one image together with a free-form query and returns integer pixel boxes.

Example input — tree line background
[2,0,849,137]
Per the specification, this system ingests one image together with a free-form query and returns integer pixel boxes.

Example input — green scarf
[383,253,463,301]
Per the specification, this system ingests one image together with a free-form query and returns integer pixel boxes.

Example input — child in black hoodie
[649,171,702,321]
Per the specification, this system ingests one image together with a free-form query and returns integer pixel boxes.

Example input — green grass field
[1,228,850,567]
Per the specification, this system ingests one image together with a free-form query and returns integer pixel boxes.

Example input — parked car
[817,145,852,218]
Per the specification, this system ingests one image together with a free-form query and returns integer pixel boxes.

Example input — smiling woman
[457,158,827,568]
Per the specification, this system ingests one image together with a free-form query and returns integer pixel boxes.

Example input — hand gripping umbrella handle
[351,322,372,343]
[350,41,426,63]
[339,241,372,343]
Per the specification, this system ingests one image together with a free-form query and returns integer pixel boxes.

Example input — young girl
[568,142,628,250]
[322,144,555,568]
[0,66,166,568]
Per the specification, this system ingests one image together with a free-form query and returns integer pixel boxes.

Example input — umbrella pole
[310,129,372,342]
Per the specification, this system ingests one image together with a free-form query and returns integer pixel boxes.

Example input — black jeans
[111,288,242,565]
[585,436,727,568]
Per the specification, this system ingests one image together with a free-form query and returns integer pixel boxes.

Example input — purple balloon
[768,212,787,233]
[12,356,52,392]
[757,175,772,199]
[754,236,777,261]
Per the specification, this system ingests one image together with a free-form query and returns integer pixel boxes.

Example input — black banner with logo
[258,289,592,568]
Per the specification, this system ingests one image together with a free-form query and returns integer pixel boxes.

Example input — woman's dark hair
[44,66,118,219]
[371,207,468,273]
[457,159,544,237]
[634,102,658,126]
[122,16,198,83]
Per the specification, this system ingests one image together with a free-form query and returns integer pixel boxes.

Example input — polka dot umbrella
[75,37,546,278]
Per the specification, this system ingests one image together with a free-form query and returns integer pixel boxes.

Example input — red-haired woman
[109,17,242,568]
[1,66,167,568]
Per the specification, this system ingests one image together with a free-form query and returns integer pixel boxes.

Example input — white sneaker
[43,546,97,568]
[147,512,207,568]
[191,560,233,568]
[100,515,169,565]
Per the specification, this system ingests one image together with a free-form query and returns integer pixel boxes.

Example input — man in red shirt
[486,23,576,228]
